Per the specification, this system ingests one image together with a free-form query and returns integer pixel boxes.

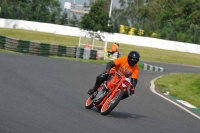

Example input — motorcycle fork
[108,80,123,99]
[98,78,123,107]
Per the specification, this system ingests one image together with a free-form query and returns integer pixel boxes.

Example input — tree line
[113,0,200,44]
[0,0,69,25]
[0,0,199,44]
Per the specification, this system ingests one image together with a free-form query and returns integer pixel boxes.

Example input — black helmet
[128,51,140,66]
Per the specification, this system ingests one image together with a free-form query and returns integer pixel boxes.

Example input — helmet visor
[128,58,138,66]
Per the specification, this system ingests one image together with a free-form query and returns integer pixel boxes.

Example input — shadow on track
[105,111,147,119]
[89,108,147,119]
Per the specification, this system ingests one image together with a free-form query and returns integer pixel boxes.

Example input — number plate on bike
[122,78,131,87]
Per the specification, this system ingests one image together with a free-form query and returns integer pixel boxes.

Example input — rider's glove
[104,69,110,74]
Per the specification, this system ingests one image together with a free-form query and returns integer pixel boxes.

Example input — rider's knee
[96,73,109,86]
[97,73,109,81]
[121,91,129,100]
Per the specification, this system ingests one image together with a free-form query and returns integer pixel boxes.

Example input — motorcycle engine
[93,87,107,104]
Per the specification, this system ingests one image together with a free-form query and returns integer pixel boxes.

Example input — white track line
[150,76,200,120]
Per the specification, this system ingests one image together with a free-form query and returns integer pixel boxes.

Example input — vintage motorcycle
[85,69,132,115]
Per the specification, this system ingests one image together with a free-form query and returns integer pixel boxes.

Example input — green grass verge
[155,73,200,108]
[49,56,110,64]
[0,48,21,53]
[1,28,200,66]
[1,28,200,108]
[49,56,144,68]
[0,49,143,68]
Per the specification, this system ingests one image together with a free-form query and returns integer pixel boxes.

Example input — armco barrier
[0,35,6,48]
[58,45,66,56]
[90,50,98,60]
[76,47,81,58]
[18,40,30,53]
[39,43,51,56]
[76,47,84,58]
[0,35,166,72]
[49,44,58,55]
[5,37,18,51]
[142,63,165,72]
[79,48,84,58]
[76,47,97,59]
[66,46,77,57]
[29,41,41,55]
[0,35,97,60]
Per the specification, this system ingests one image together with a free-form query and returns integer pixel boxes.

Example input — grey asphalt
[0,52,200,133]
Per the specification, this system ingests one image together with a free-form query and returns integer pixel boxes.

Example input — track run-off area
[0,52,200,133]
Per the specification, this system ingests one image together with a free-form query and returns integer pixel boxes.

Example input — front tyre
[101,88,124,115]
[85,97,94,109]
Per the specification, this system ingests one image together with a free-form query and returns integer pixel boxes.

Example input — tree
[48,0,62,24]
[69,14,78,27]
[80,0,114,33]
[112,0,147,31]
[140,0,200,43]
[0,0,12,18]
[60,9,68,25]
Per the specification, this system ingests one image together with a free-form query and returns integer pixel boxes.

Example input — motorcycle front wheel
[101,88,124,115]
[85,96,94,109]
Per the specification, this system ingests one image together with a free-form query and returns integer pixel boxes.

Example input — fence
[0,35,166,72]
[0,35,98,60]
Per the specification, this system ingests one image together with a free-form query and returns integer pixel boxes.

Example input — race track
[0,52,200,133]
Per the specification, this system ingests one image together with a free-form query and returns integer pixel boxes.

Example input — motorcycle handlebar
[104,69,123,78]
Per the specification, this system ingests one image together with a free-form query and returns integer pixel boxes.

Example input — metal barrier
[0,35,6,48]
[0,35,166,72]
[0,35,98,60]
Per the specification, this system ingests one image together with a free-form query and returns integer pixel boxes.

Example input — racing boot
[87,85,98,95]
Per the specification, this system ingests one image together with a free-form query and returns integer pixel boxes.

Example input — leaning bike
[85,69,132,115]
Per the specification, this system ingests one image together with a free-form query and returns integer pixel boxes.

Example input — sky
[59,0,90,6]
[59,0,119,9]
[59,0,119,19]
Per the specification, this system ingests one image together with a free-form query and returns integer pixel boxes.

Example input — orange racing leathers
[89,56,139,98]
[113,56,139,79]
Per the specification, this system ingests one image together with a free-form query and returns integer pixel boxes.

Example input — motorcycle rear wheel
[101,88,124,115]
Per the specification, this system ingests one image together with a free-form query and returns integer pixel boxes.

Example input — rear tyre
[85,97,94,109]
[101,88,124,115]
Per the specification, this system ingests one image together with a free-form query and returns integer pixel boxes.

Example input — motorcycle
[85,69,132,115]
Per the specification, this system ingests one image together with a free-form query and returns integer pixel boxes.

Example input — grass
[49,56,111,64]
[1,28,200,66]
[0,28,79,46]
[155,73,200,108]
[0,48,21,53]
[0,27,200,108]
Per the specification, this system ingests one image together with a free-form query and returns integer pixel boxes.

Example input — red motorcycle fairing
[85,69,131,115]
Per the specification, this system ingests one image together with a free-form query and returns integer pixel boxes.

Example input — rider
[107,42,119,56]
[85,41,92,49]
[88,51,140,99]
